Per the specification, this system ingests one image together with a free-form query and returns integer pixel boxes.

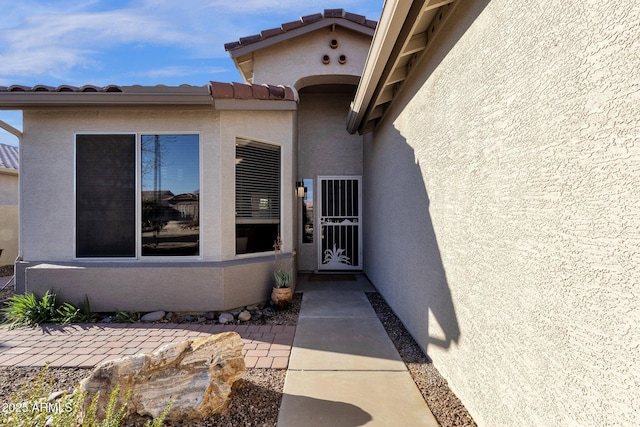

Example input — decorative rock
[164,312,174,320]
[218,312,235,324]
[101,317,112,324]
[184,315,194,322]
[238,311,251,322]
[141,310,165,322]
[47,390,66,402]
[203,311,217,321]
[79,332,245,422]
[246,305,260,312]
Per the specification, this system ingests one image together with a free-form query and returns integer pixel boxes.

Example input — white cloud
[0,0,382,85]
[133,65,228,79]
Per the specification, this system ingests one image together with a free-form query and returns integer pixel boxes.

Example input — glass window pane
[141,134,199,256]
[235,138,280,254]
[302,178,314,243]
[76,134,136,257]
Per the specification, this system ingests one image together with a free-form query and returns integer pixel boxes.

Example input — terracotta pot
[271,287,293,310]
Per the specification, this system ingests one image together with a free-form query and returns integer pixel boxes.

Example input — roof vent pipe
[322,54,330,64]
[330,39,338,49]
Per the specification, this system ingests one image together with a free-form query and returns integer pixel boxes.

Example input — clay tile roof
[0,85,123,93]
[225,8,377,51]
[0,143,19,171]
[209,81,296,101]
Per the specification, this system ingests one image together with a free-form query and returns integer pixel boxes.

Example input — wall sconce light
[296,181,306,198]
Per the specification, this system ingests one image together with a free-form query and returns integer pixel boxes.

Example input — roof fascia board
[347,0,414,134]
[0,92,213,108]
[212,99,297,111]
[228,18,375,58]
[0,168,18,176]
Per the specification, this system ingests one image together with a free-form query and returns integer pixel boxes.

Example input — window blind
[235,138,281,224]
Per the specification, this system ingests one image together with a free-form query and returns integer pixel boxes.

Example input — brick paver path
[0,323,295,369]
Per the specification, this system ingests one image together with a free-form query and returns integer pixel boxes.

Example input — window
[75,133,199,258]
[236,138,280,254]
[302,178,314,243]
[76,134,136,257]
[141,134,200,256]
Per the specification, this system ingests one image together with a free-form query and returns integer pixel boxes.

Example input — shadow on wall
[363,0,492,355]
[365,126,460,352]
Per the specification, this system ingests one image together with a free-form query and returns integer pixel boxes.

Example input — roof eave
[0,167,18,176]
[347,0,458,135]
[0,92,213,108]
[212,99,298,111]
[228,18,376,58]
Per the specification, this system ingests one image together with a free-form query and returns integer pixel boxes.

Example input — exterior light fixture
[296,181,306,198]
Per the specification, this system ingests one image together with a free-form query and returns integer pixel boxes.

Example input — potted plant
[271,235,293,309]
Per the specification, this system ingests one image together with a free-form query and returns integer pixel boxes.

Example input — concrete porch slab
[289,317,405,371]
[300,291,377,318]
[296,273,376,293]
[278,370,439,427]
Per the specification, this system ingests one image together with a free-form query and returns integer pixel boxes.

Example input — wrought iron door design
[318,176,362,270]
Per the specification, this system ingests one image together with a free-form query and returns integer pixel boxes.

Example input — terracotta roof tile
[0,85,122,93]
[301,13,323,24]
[225,8,378,51]
[0,143,19,171]
[261,27,284,38]
[324,9,344,18]
[209,81,296,101]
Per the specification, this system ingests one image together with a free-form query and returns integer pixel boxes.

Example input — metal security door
[318,176,362,270]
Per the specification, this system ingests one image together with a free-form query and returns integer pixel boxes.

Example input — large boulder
[78,332,245,422]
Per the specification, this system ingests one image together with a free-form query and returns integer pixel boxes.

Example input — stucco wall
[0,172,18,266]
[363,1,640,426]
[19,106,296,311]
[252,26,371,87]
[297,92,363,271]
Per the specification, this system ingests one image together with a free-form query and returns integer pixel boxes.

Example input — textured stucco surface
[363,1,640,425]
[18,107,295,311]
[0,205,18,265]
[297,92,363,271]
[0,173,18,265]
[252,26,371,88]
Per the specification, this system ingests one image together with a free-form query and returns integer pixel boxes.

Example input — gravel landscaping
[0,283,475,426]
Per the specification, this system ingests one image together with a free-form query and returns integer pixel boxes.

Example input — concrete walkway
[278,274,438,426]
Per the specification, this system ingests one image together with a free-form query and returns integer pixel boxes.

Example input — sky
[0,0,383,147]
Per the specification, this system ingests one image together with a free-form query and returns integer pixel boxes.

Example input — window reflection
[302,178,314,243]
[141,134,199,256]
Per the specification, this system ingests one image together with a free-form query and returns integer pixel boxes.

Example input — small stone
[197,317,206,323]
[141,310,165,322]
[165,312,174,320]
[218,313,235,324]
[203,311,216,321]
[184,315,194,322]
[246,305,259,313]
[101,317,112,324]
[238,311,251,322]
[47,390,66,402]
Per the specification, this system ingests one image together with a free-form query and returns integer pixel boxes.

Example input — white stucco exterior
[0,172,18,266]
[362,1,640,425]
[17,106,295,311]
[251,26,372,88]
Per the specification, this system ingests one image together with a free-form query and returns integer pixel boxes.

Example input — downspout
[0,118,23,290]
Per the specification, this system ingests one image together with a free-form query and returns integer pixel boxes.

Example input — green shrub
[113,309,141,323]
[1,290,59,328]
[1,291,96,328]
